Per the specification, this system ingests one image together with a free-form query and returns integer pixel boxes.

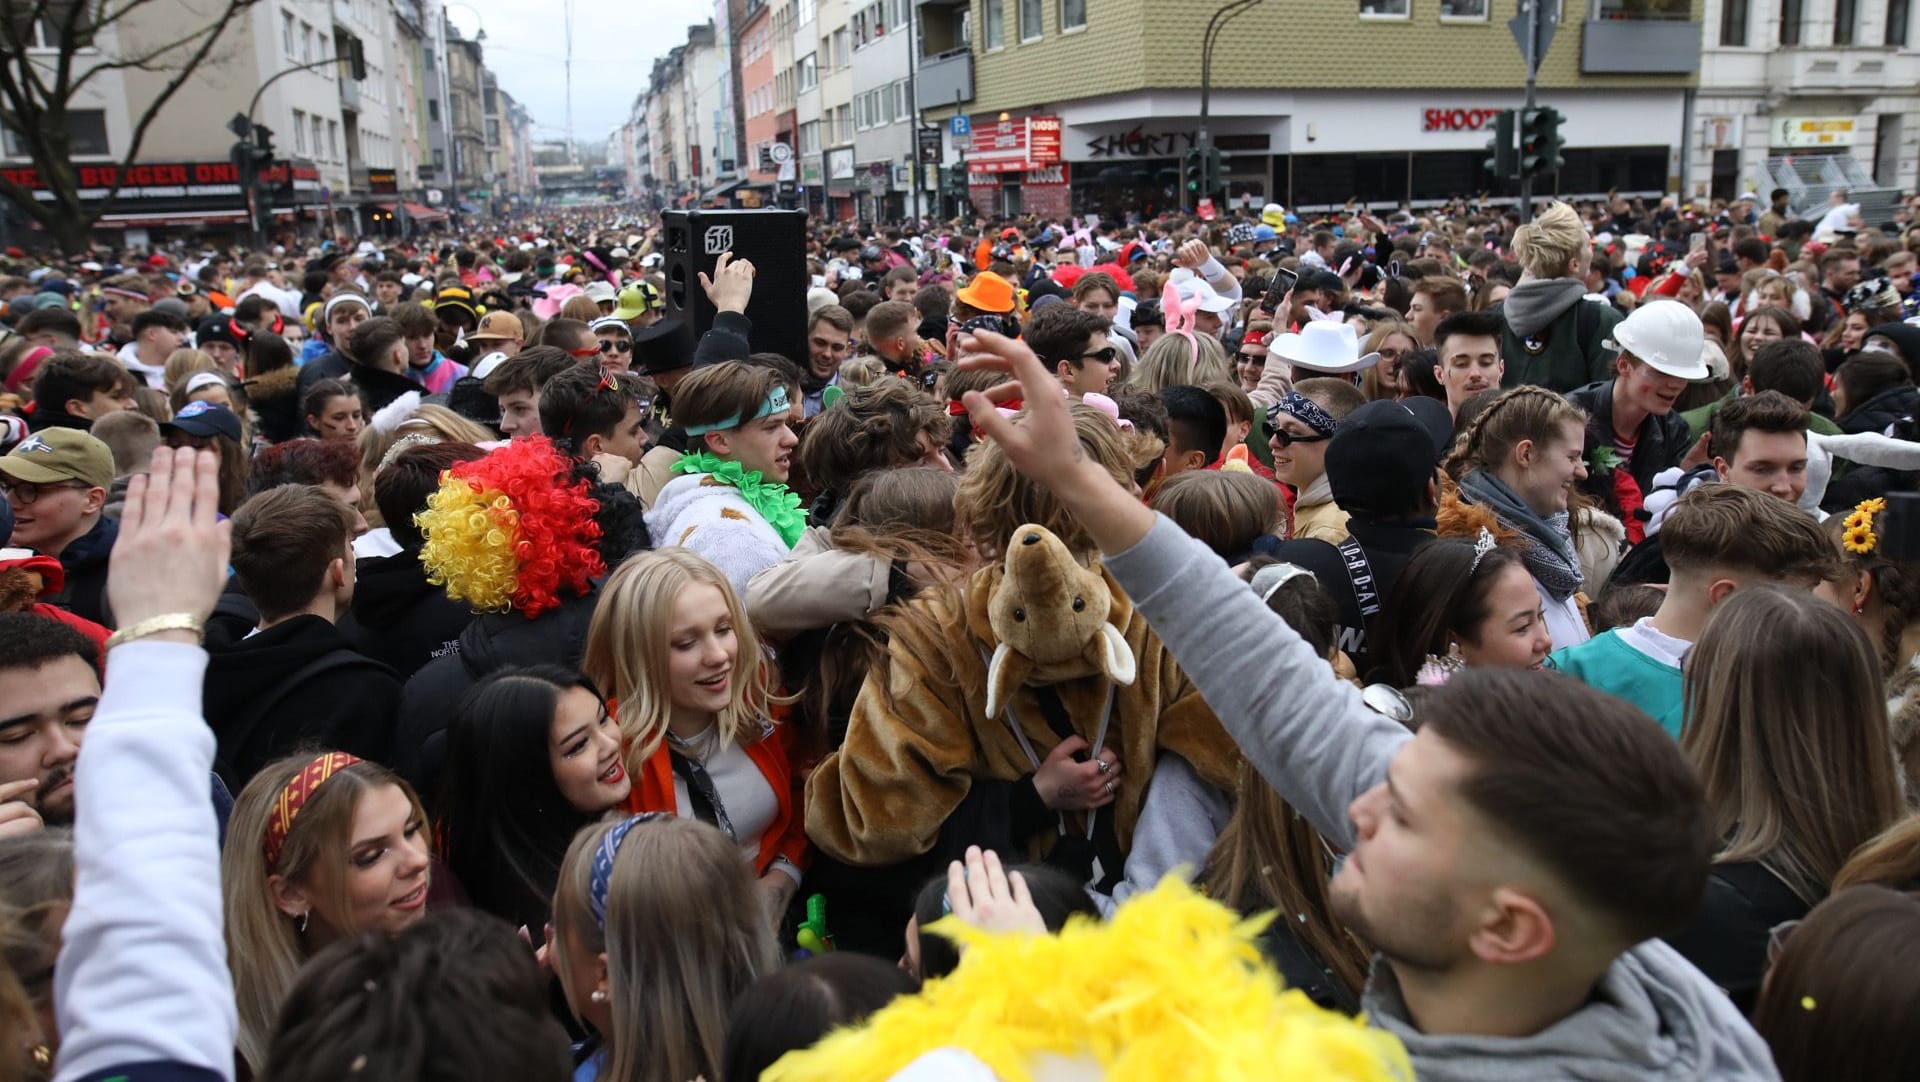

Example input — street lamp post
[1198,0,1265,202]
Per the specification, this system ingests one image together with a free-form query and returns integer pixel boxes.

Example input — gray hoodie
[1103,515,1781,1082]
[1503,275,1591,339]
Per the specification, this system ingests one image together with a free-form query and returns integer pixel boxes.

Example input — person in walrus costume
[803,406,1240,954]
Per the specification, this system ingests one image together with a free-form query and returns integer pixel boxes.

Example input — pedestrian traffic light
[1520,106,1565,181]
[1182,149,1204,199]
[1483,108,1517,179]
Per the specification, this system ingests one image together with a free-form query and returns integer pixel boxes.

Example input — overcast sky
[451,0,716,145]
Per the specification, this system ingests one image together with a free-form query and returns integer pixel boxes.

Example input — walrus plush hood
[1365,938,1781,1082]
[981,524,1136,718]
[1504,275,1591,339]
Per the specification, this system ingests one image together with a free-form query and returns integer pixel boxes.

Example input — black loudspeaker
[661,208,809,368]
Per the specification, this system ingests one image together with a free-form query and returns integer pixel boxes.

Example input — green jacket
[1680,390,1843,443]
[1497,278,1623,395]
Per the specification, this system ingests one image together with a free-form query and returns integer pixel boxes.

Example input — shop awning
[373,202,398,212]
[400,201,448,222]
[96,210,248,227]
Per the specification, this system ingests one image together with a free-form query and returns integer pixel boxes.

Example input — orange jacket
[621,723,810,876]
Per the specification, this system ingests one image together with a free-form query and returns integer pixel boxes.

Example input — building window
[984,0,1004,47]
[1593,0,1689,17]
[1832,0,1855,43]
[835,103,852,142]
[281,10,296,54]
[1440,0,1486,18]
[896,79,910,122]
[798,0,815,24]
[433,148,446,170]
[1890,0,1910,44]
[1060,0,1086,29]
[428,98,440,122]
[1360,0,1409,16]
[1779,0,1803,43]
[3,109,109,157]
[300,21,313,61]
[327,120,340,160]
[832,27,849,66]
[1019,0,1042,39]
[1719,0,1748,43]
[292,109,307,153]
[311,115,325,160]
[799,52,817,89]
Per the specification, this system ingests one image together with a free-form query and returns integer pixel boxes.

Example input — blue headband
[683,384,790,436]
[588,813,668,928]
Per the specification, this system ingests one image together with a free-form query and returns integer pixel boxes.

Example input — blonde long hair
[582,549,778,768]
[221,754,429,1070]
[551,816,777,1082]
[1682,587,1904,904]
[1512,201,1588,280]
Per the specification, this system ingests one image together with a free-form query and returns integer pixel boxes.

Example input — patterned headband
[588,813,670,928]
[102,286,148,302]
[1271,391,1339,436]
[263,752,362,866]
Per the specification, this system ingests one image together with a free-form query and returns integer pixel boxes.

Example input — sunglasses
[1233,351,1266,366]
[1075,346,1118,364]
[599,339,632,354]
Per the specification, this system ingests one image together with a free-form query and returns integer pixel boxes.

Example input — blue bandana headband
[588,813,668,928]
[683,384,790,436]
[1271,391,1338,436]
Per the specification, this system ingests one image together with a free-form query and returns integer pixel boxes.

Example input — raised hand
[699,250,756,315]
[106,447,230,639]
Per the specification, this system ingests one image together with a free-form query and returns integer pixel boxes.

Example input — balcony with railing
[1582,0,1702,73]
[1766,46,1902,93]
[919,49,973,108]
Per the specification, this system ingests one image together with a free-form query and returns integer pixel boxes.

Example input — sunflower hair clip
[1843,497,1888,556]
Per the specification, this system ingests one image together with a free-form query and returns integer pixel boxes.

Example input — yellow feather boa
[764,878,1411,1082]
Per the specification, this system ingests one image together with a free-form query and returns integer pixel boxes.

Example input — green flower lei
[671,450,806,547]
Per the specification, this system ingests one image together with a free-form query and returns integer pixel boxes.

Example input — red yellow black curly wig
[415,436,605,618]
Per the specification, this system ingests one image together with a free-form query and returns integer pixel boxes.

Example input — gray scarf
[1458,469,1583,602]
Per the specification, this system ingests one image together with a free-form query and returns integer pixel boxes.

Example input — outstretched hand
[699,250,756,315]
[107,447,231,637]
[945,846,1047,936]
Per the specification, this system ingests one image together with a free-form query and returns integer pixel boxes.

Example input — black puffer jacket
[393,589,600,801]
[1839,383,1920,436]
[338,550,476,682]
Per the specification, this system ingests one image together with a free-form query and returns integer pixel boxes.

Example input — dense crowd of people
[4,184,1920,1081]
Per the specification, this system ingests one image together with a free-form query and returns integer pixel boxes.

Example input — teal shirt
[1547,629,1687,738]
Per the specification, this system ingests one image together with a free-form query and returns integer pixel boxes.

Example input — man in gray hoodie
[949,328,1782,1082]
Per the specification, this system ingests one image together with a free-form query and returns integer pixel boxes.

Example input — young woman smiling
[221,751,432,1070]
[1370,536,1553,687]
[582,549,808,925]
[437,666,633,935]
[1445,385,1593,651]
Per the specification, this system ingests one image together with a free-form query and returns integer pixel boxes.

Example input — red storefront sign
[0,159,321,198]
[966,115,1063,174]
[1421,108,1506,132]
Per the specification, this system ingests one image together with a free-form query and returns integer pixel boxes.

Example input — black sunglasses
[1075,346,1118,364]
[1267,429,1331,448]
[599,339,632,354]
[1233,351,1266,366]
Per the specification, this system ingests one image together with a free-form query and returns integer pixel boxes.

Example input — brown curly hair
[794,376,952,499]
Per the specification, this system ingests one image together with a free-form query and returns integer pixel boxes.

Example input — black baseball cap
[161,401,243,442]
[1324,400,1447,521]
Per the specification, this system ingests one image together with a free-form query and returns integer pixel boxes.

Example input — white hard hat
[1607,301,1708,380]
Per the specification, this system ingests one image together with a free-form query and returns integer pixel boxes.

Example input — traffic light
[1204,147,1225,197]
[252,125,277,171]
[1520,106,1565,181]
[1181,148,1204,199]
[1483,108,1517,179]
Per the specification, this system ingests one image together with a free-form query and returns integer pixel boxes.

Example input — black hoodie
[338,550,475,681]
[203,614,401,789]
[394,590,600,800]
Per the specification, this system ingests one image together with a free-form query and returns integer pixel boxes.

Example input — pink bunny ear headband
[1160,280,1201,375]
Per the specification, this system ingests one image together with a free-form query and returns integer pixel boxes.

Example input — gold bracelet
[103,613,206,651]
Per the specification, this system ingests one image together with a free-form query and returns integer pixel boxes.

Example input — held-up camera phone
[1689,233,1708,255]
[1262,268,1299,313]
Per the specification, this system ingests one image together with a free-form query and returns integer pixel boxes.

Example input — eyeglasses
[1075,346,1118,365]
[599,339,632,355]
[0,479,89,505]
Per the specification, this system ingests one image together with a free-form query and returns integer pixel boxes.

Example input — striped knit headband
[263,752,362,866]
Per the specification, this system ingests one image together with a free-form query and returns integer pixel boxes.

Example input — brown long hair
[222,754,429,1069]
[1442,384,1587,481]
[1681,587,1904,904]
[1825,506,1920,677]
[1753,885,1920,1082]
[551,817,777,1082]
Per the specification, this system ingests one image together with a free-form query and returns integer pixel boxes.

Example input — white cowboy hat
[1271,321,1380,375]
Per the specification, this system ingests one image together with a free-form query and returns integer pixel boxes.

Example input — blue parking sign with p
[950,116,971,136]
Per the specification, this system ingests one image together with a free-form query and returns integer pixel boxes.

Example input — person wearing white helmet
[1567,300,1710,516]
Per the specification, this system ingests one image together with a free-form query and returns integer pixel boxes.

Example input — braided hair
[1443,384,1587,482]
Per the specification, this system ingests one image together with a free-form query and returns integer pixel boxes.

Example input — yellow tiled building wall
[941,0,1702,117]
